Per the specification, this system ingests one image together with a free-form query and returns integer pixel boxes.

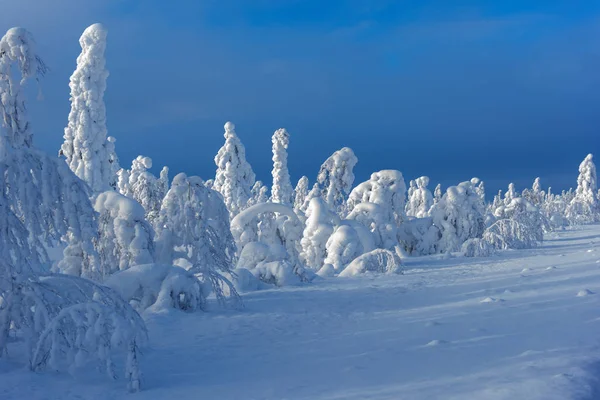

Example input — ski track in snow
[3,226,600,400]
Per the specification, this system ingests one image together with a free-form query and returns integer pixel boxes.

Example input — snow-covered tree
[474,178,485,203]
[406,176,433,218]
[231,202,311,284]
[298,182,321,215]
[293,176,309,214]
[566,154,598,224]
[0,28,145,390]
[430,180,485,253]
[483,219,539,250]
[60,24,112,194]
[301,197,338,270]
[324,225,363,272]
[433,183,442,205]
[494,198,546,243]
[531,177,543,206]
[504,183,517,205]
[213,121,256,217]
[106,136,120,190]
[347,170,406,226]
[92,191,155,276]
[159,166,169,195]
[271,128,293,205]
[347,170,407,249]
[317,147,357,215]
[121,156,166,223]
[247,180,269,207]
[155,173,239,306]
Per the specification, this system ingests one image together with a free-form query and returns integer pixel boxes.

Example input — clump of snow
[462,238,495,258]
[317,263,336,277]
[105,263,205,312]
[339,249,402,277]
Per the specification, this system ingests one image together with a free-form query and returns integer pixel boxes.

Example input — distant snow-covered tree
[213,121,256,217]
[347,170,407,226]
[60,23,112,194]
[473,178,485,203]
[124,156,166,223]
[298,182,321,215]
[494,197,546,243]
[248,180,269,207]
[406,176,433,218]
[566,154,598,224]
[301,197,338,270]
[271,128,293,205]
[317,147,357,215]
[347,170,407,249]
[430,181,485,253]
[433,183,442,205]
[293,176,309,214]
[504,183,517,205]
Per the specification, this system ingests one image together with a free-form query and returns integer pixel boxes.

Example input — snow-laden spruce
[406,176,433,218]
[213,122,256,217]
[155,173,240,306]
[271,128,293,205]
[347,170,407,249]
[293,176,309,215]
[118,155,168,223]
[247,180,269,207]
[301,197,338,270]
[317,147,357,215]
[431,180,485,253]
[93,191,155,276]
[566,154,598,224]
[60,23,113,194]
[231,202,311,285]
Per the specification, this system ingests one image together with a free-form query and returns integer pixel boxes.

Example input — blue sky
[2,0,599,196]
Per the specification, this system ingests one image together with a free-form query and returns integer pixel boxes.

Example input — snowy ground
[3,226,600,400]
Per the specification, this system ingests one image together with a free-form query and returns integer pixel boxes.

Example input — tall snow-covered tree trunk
[271,128,293,205]
[60,23,112,194]
[213,122,256,218]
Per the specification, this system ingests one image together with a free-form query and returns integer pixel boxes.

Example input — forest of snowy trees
[1,24,599,391]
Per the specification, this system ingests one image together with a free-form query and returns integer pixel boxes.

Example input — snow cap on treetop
[80,23,107,48]
[224,121,235,132]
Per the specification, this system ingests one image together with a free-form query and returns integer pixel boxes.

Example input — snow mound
[317,263,336,277]
[105,264,205,312]
[462,238,495,257]
[230,268,264,292]
[339,249,402,277]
